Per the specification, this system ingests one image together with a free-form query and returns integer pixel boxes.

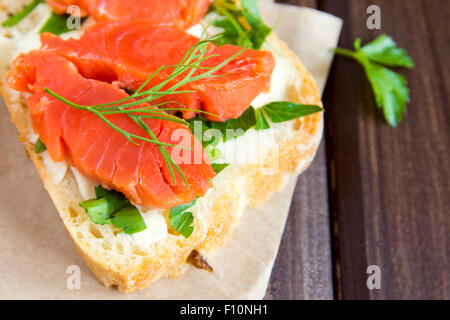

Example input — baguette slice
[0,5,323,293]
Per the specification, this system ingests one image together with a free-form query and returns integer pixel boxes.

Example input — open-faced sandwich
[0,0,323,292]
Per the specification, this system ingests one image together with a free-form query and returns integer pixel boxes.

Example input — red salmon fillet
[7,51,215,209]
[47,0,211,29]
[41,20,275,121]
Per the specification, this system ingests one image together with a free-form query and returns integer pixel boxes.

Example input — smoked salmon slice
[7,51,215,209]
[41,20,275,121]
[47,0,212,29]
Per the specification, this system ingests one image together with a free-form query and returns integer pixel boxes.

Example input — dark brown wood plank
[320,0,450,299]
[277,0,317,7]
[266,0,334,300]
[265,146,333,300]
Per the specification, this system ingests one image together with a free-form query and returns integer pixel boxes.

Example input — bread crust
[0,30,323,292]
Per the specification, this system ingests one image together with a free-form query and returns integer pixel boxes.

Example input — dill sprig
[45,38,245,187]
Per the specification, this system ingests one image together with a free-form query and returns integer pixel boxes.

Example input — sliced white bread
[0,0,323,292]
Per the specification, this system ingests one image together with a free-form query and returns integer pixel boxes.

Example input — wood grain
[270,0,449,300]
[266,0,334,300]
[320,0,450,299]
[265,146,333,299]
[277,0,317,7]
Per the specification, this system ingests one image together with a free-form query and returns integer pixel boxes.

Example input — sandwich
[0,0,324,292]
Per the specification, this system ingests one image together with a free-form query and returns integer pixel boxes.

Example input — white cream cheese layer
[2,7,296,246]
[117,208,168,247]
[8,4,52,58]
[70,167,97,200]
[250,42,296,109]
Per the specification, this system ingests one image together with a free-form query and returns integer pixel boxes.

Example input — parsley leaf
[2,0,45,28]
[169,199,197,238]
[334,35,414,127]
[187,106,256,148]
[94,185,112,198]
[208,105,257,141]
[363,59,410,126]
[241,0,272,49]
[34,138,47,154]
[260,102,323,125]
[79,185,146,234]
[255,108,270,130]
[79,198,111,225]
[111,206,147,234]
[361,34,415,68]
[212,0,271,49]
[94,185,130,214]
[189,101,323,142]
[211,163,229,174]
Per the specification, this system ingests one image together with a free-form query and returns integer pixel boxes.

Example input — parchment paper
[0,1,342,299]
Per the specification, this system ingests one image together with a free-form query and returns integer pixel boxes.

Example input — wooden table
[266,0,449,300]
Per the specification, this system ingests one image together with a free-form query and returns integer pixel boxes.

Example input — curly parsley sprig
[334,34,415,127]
